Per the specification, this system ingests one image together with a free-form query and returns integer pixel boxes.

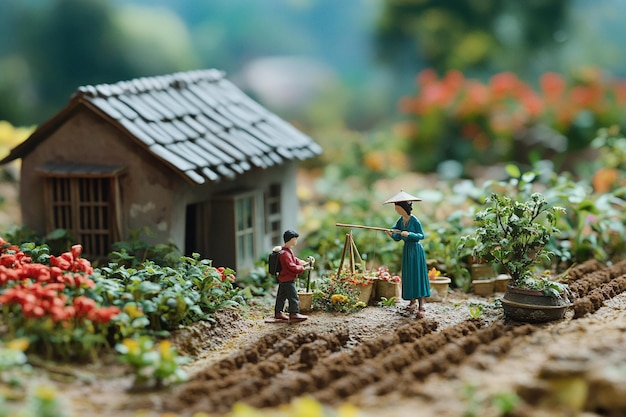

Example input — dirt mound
[161,260,626,416]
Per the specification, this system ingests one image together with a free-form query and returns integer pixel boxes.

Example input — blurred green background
[2,0,626,135]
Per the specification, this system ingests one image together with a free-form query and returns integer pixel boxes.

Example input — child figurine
[384,191,430,319]
[274,229,311,322]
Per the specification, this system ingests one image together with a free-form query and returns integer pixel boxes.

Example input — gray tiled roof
[2,69,322,184]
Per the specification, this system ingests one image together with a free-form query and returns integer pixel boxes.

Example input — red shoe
[274,312,289,321]
[289,313,308,322]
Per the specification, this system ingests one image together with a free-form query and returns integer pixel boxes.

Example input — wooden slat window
[47,177,113,258]
[38,163,125,259]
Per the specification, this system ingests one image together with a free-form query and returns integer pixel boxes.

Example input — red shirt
[277,246,304,283]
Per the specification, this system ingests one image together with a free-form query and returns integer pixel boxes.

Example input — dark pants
[275,281,300,314]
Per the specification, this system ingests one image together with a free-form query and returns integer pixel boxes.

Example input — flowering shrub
[0,239,121,359]
[375,266,401,283]
[312,274,367,314]
[399,68,626,170]
[0,237,245,364]
[330,266,375,287]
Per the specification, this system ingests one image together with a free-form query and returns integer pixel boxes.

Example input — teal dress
[390,215,430,299]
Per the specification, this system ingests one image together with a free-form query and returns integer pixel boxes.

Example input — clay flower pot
[350,281,374,304]
[501,285,570,323]
[298,292,314,312]
[471,263,495,280]
[472,278,495,296]
[427,277,451,302]
[374,279,400,302]
[495,274,511,292]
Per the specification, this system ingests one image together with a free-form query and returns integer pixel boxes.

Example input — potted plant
[298,256,316,312]
[426,267,451,302]
[332,264,375,304]
[372,266,401,304]
[459,192,570,322]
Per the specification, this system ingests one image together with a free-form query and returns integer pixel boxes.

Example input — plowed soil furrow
[161,259,626,416]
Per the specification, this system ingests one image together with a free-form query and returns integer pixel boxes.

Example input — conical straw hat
[383,190,422,204]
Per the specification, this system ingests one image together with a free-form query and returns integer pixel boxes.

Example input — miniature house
[0,69,322,274]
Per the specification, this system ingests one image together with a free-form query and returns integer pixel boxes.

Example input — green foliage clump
[115,335,189,389]
[459,191,565,288]
[93,253,244,335]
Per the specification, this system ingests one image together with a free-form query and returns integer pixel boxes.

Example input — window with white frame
[266,183,282,245]
[235,194,255,266]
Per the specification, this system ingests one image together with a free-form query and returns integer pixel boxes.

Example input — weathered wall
[20,109,183,245]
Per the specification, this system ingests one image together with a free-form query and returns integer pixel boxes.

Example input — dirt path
[35,260,626,417]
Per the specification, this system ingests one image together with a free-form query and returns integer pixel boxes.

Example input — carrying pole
[336,223,395,233]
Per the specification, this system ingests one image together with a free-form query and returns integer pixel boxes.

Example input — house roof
[1,69,322,184]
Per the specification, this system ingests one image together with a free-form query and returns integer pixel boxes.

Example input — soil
[19,259,626,417]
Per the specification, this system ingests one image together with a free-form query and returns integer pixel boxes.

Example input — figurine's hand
[401,231,409,237]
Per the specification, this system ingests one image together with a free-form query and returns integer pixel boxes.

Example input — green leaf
[131,316,151,329]
[137,281,162,294]
[505,164,521,179]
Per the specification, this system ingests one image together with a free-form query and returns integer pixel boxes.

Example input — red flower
[490,72,523,99]
[0,253,18,268]
[71,245,82,260]
[416,68,438,87]
[88,306,121,324]
[540,72,566,102]
[18,263,51,282]
[49,245,93,274]
[0,265,20,285]
[73,296,97,316]
[50,255,71,271]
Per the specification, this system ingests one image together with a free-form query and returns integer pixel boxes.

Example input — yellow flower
[6,337,29,352]
[33,385,58,402]
[291,396,324,417]
[324,200,341,214]
[123,303,144,319]
[428,267,441,280]
[121,338,140,355]
[331,294,349,304]
[337,402,361,417]
[159,340,173,361]
[230,402,267,417]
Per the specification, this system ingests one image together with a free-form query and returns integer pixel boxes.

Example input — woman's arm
[403,217,424,241]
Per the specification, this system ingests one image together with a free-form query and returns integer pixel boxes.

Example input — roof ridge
[76,69,226,98]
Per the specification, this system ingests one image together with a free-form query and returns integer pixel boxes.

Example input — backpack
[268,246,283,276]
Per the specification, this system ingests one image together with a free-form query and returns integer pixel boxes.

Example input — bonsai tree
[459,192,567,296]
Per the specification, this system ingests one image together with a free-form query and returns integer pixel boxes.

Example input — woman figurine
[384,191,430,318]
